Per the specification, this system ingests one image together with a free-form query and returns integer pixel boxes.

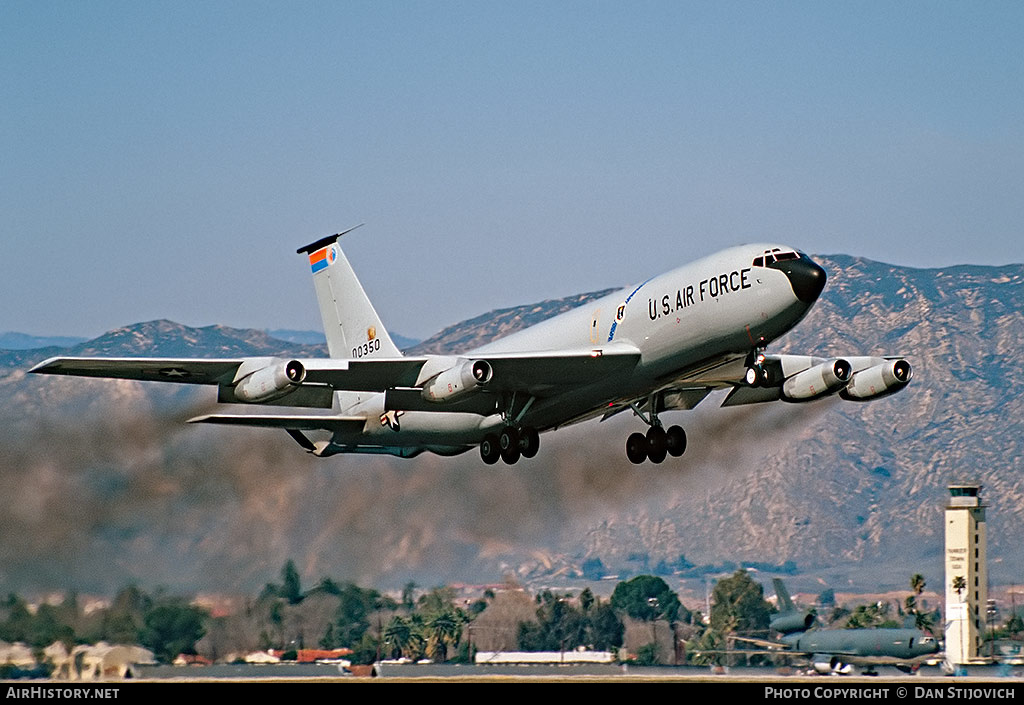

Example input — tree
[904,574,934,634]
[401,582,418,611]
[417,586,456,614]
[335,583,387,647]
[427,610,462,662]
[384,614,425,659]
[635,642,659,665]
[611,575,682,624]
[0,594,32,643]
[709,570,771,636]
[611,575,684,657]
[281,560,303,605]
[140,597,208,662]
[587,602,624,651]
[579,588,595,613]
[844,602,898,630]
[1005,612,1023,638]
[517,591,587,653]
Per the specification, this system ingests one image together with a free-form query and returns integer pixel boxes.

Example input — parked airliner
[31,230,912,464]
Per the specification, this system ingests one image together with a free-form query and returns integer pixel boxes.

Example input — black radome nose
[771,256,827,304]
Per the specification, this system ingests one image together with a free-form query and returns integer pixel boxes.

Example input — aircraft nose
[773,256,827,304]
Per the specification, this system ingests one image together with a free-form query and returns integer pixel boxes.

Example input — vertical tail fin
[773,578,795,612]
[297,227,403,360]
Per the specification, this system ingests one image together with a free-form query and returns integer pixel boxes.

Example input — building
[944,483,989,665]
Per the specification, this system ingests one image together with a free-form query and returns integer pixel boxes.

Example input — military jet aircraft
[30,229,912,464]
[737,579,940,675]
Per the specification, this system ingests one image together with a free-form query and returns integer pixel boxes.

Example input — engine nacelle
[234,359,306,402]
[781,359,852,401]
[421,359,492,403]
[770,611,815,634]
[840,359,912,401]
[812,654,853,675]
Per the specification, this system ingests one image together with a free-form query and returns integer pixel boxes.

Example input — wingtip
[27,357,60,374]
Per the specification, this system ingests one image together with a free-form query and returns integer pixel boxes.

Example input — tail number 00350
[352,339,381,358]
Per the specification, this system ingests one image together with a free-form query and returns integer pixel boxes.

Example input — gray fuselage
[322,243,818,456]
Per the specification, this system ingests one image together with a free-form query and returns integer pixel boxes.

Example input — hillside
[1,256,1021,594]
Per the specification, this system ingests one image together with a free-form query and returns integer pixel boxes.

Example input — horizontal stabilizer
[187,413,367,434]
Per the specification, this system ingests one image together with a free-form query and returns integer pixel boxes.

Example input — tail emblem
[309,244,338,273]
[367,326,376,341]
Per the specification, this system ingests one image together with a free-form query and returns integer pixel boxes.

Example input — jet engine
[770,611,816,634]
[840,359,913,401]
[421,360,492,403]
[781,359,852,401]
[233,359,306,402]
[811,654,853,675]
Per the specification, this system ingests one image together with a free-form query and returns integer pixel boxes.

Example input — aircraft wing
[30,345,642,400]
[29,357,245,384]
[301,345,642,396]
[29,355,431,391]
[731,636,790,650]
[465,345,642,394]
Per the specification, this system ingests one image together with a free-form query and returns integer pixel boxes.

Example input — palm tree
[384,615,413,659]
[952,576,967,601]
[427,610,462,662]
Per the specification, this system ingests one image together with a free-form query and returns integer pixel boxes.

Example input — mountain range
[1,255,1021,597]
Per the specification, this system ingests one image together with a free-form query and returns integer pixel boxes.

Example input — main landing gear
[481,393,540,465]
[624,397,686,464]
[480,425,540,465]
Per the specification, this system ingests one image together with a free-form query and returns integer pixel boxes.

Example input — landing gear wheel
[665,425,687,457]
[646,426,667,464]
[746,366,769,387]
[499,426,519,452]
[626,432,648,464]
[500,443,521,465]
[499,426,521,464]
[480,433,501,465]
[519,427,540,458]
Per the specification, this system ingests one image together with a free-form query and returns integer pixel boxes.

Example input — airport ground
[128,662,1023,682]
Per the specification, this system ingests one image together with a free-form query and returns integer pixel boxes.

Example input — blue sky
[3,1,1022,340]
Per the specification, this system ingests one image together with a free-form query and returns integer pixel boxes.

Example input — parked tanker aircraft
[30,229,912,464]
[735,579,940,675]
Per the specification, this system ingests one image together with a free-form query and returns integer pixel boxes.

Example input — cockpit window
[752,248,800,266]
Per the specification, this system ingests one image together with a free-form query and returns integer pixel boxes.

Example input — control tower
[944,483,988,665]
